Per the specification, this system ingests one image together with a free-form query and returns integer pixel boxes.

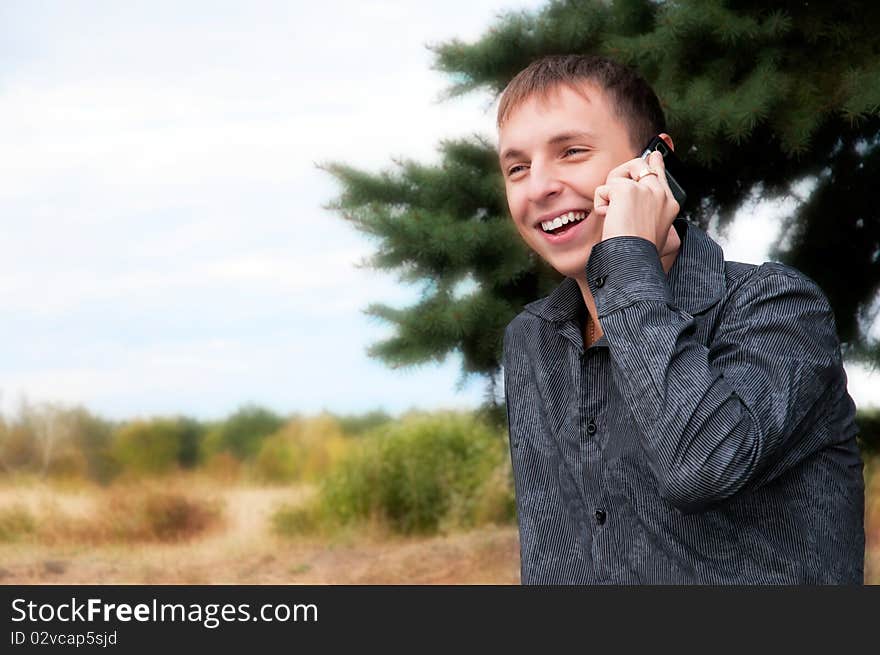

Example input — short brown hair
[496,54,666,153]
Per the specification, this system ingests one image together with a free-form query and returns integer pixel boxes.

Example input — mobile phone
[640,135,687,209]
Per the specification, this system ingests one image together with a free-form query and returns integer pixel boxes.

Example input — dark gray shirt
[503,218,865,584]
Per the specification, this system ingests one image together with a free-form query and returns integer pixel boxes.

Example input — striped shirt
[503,217,865,584]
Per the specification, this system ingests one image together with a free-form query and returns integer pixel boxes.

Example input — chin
[540,244,596,280]
[546,254,590,280]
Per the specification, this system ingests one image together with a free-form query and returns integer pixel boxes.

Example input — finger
[594,183,610,209]
[649,149,663,169]
[644,151,681,216]
[648,150,677,200]
[631,150,666,191]
[604,156,648,182]
[594,177,636,201]
[648,150,667,181]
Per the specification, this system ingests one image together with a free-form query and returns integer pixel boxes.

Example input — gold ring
[636,167,659,181]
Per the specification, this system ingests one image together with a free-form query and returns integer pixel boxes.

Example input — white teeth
[541,210,588,233]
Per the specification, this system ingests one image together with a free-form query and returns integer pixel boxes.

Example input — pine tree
[320,0,880,422]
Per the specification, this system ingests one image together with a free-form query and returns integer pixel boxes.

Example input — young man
[498,54,865,584]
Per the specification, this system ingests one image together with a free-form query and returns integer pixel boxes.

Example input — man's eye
[507,165,526,176]
[563,147,587,157]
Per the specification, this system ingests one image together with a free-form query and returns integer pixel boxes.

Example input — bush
[111,419,182,476]
[271,502,323,536]
[0,401,118,482]
[175,418,206,469]
[0,505,36,542]
[40,489,223,544]
[61,407,119,483]
[334,410,393,436]
[201,405,284,461]
[253,413,350,483]
[303,410,514,535]
[139,493,220,541]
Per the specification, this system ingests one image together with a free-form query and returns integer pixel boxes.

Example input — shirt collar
[523,218,727,323]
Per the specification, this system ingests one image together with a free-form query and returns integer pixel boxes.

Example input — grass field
[0,478,520,584]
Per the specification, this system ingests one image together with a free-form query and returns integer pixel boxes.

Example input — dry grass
[0,476,224,546]
[0,475,518,584]
[864,456,880,585]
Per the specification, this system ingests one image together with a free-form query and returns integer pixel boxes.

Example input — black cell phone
[640,135,687,209]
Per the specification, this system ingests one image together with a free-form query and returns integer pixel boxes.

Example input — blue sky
[1,0,877,421]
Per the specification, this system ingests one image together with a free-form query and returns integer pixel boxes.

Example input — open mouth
[545,220,580,236]
[538,210,590,240]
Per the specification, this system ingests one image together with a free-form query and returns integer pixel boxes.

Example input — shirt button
[595,509,607,525]
[595,275,607,288]
[586,420,597,435]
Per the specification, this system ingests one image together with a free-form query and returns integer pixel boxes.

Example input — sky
[0,0,877,422]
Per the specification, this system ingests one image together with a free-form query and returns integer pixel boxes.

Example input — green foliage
[253,432,298,483]
[0,505,36,542]
[0,401,119,483]
[111,418,183,476]
[202,404,284,461]
[321,0,880,413]
[66,408,120,484]
[857,407,880,453]
[0,412,40,472]
[271,502,323,537]
[175,417,206,469]
[296,410,515,535]
[334,410,394,437]
[319,135,557,404]
[253,413,351,483]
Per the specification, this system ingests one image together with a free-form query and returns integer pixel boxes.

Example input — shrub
[66,408,119,483]
[201,405,284,461]
[271,502,323,536]
[309,410,514,535]
[41,488,223,544]
[253,413,350,483]
[254,433,298,482]
[0,505,36,542]
[175,417,206,469]
[334,410,393,436]
[140,493,220,541]
[111,419,181,476]
[0,401,118,482]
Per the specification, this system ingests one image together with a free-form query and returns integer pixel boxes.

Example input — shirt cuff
[585,236,672,317]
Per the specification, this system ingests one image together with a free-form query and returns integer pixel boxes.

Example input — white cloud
[1,0,875,420]
[0,243,376,316]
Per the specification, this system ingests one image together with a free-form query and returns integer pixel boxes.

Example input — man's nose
[526,165,563,203]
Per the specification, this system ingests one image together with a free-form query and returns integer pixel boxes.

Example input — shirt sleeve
[586,235,847,514]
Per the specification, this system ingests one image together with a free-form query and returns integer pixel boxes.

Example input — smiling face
[498,81,640,280]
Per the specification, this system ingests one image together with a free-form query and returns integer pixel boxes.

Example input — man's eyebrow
[499,130,597,163]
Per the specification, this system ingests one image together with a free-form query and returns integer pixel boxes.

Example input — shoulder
[724,259,832,310]
[504,278,567,344]
[718,258,840,357]
[503,308,541,350]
